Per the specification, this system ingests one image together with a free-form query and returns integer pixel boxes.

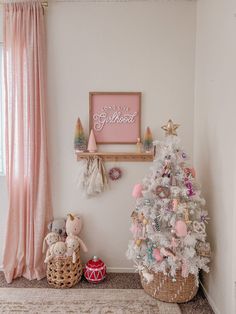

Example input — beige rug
[0,288,181,314]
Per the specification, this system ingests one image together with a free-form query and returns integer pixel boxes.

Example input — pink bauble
[175,220,187,237]
[152,248,163,262]
[132,183,143,199]
[172,199,178,211]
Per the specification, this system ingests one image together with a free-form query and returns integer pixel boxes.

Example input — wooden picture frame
[89,92,141,144]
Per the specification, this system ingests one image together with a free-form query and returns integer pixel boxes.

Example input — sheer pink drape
[3,1,53,283]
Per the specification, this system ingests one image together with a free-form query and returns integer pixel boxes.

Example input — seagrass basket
[46,249,82,288]
[140,270,198,303]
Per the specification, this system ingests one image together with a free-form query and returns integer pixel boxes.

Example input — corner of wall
[200,281,220,314]
[192,0,199,167]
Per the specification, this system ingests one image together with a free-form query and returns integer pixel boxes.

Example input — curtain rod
[0,1,48,8]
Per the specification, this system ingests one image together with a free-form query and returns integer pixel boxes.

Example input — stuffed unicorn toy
[66,214,88,252]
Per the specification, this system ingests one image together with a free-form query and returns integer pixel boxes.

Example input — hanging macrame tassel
[76,156,108,197]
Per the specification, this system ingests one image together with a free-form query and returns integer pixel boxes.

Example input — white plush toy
[44,241,67,263]
[42,232,60,254]
[66,236,80,263]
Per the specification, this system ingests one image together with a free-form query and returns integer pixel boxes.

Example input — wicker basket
[140,270,198,303]
[46,249,82,288]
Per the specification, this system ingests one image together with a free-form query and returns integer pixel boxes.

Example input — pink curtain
[2,1,53,283]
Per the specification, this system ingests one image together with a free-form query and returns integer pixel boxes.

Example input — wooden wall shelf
[76,152,154,162]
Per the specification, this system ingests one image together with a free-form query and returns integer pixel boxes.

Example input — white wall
[194,0,236,313]
[46,1,196,270]
[0,1,196,268]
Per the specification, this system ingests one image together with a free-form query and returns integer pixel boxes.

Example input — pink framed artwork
[89,92,141,144]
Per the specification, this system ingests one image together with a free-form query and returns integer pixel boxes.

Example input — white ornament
[193,221,206,234]
[142,270,154,284]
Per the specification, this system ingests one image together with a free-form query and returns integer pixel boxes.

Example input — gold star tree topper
[161,119,180,136]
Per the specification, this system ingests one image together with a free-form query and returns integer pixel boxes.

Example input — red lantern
[84,256,106,283]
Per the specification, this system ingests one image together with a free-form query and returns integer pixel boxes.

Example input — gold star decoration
[161,119,180,136]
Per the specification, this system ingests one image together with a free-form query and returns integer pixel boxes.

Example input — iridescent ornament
[143,199,155,207]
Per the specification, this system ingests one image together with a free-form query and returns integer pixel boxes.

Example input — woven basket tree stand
[46,248,82,288]
[140,270,198,303]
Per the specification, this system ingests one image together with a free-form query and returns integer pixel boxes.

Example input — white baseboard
[0,266,135,273]
[107,267,135,273]
[200,280,220,314]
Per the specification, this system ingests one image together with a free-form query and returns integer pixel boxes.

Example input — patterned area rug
[0,288,181,314]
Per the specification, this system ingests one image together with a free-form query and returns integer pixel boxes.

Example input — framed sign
[89,92,141,144]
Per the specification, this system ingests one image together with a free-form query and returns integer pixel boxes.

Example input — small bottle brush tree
[74,117,87,152]
[127,120,210,286]
[143,127,153,152]
[87,129,97,152]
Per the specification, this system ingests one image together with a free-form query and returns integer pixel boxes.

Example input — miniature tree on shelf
[87,129,97,152]
[127,120,210,287]
[74,117,87,152]
[143,127,153,152]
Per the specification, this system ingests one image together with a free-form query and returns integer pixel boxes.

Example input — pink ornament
[160,247,177,261]
[171,237,178,248]
[175,220,188,237]
[184,167,196,178]
[152,248,163,262]
[130,223,142,239]
[88,129,97,152]
[132,183,143,198]
[172,199,178,211]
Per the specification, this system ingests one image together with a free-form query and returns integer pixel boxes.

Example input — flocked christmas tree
[74,117,87,152]
[127,120,211,285]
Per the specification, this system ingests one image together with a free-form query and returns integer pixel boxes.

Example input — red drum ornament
[84,256,106,283]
